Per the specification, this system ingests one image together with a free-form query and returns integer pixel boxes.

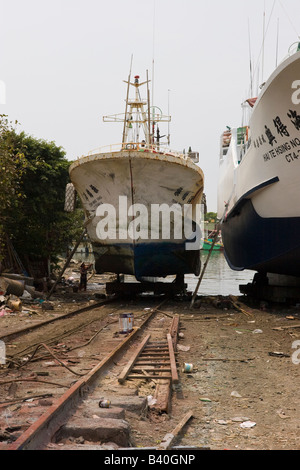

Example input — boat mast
[103,71,171,148]
[122,55,133,144]
[147,70,152,144]
[125,75,151,144]
[103,74,151,145]
[122,72,131,144]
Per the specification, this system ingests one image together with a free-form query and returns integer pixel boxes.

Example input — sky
[1,0,300,211]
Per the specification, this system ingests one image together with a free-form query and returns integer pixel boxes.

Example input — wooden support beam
[118,334,151,384]
[128,375,172,380]
[158,411,194,450]
[151,320,181,415]
[135,362,171,366]
[169,315,180,349]
[140,352,170,356]
[167,333,179,384]
[132,368,171,373]
[144,345,169,354]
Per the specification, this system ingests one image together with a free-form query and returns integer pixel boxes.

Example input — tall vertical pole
[152,0,156,144]
[168,89,171,146]
[262,3,266,84]
[152,0,156,110]
[248,18,253,97]
[122,76,131,145]
[122,56,133,145]
[147,70,151,145]
[47,228,87,300]
[276,18,279,68]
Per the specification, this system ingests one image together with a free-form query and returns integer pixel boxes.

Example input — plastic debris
[147,396,157,406]
[182,363,194,372]
[231,391,242,398]
[240,421,256,429]
[177,344,190,352]
[231,416,250,422]
[7,298,22,312]
[216,420,229,425]
[99,399,111,408]
[21,290,32,299]
[269,351,290,358]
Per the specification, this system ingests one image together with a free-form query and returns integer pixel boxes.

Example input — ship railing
[280,42,300,64]
[86,142,188,159]
[236,126,251,163]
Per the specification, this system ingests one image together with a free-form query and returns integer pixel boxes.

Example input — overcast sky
[1,0,300,211]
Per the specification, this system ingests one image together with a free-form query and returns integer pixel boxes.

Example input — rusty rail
[0,297,117,343]
[6,300,167,450]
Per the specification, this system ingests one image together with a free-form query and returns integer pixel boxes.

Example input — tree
[205,212,218,223]
[2,128,83,276]
[0,115,27,259]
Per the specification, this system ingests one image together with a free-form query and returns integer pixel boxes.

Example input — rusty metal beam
[167,333,179,384]
[118,334,151,384]
[6,307,159,450]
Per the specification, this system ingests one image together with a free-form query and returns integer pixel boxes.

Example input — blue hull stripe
[221,199,300,276]
[92,241,201,278]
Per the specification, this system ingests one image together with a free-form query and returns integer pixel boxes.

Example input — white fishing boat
[69,72,204,282]
[217,43,300,278]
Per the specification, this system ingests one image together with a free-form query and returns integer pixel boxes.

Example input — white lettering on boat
[291,80,300,105]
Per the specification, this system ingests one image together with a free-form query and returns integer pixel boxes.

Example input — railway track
[1,297,195,450]
[0,296,118,344]
[3,292,293,451]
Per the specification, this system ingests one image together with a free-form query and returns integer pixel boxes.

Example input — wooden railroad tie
[118,333,179,384]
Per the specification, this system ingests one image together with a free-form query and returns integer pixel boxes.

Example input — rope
[190,194,233,308]
[278,0,300,39]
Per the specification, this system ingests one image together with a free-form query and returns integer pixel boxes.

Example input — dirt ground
[131,296,300,451]
[0,266,300,450]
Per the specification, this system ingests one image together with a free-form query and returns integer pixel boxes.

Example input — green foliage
[205,211,217,222]
[0,115,27,258]
[2,124,83,270]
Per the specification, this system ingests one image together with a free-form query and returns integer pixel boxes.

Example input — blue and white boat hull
[70,148,204,280]
[218,49,300,276]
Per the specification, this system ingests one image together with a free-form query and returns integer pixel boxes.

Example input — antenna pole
[248,18,253,97]
[152,0,155,109]
[147,70,151,145]
[122,56,133,144]
[276,18,279,67]
[168,89,170,146]
[262,2,266,83]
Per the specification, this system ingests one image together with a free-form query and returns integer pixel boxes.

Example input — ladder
[118,333,178,384]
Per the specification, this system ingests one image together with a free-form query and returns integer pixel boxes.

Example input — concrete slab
[56,417,130,446]
[47,442,121,450]
[105,396,148,415]
[83,395,147,415]
[81,406,126,420]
